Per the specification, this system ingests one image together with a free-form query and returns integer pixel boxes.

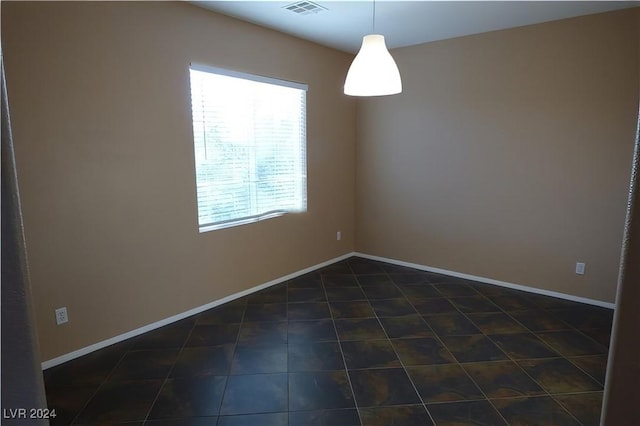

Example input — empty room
[2,1,640,425]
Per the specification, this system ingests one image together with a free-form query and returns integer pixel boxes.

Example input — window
[189,64,308,232]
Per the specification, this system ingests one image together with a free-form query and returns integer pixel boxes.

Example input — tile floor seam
[369,267,438,426]
[215,298,250,421]
[322,269,363,426]
[142,318,203,423]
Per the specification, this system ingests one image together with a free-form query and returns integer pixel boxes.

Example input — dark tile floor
[43,257,612,425]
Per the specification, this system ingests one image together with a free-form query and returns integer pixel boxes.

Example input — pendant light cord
[372,0,376,33]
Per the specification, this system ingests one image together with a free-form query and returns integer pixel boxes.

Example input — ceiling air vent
[284,1,327,15]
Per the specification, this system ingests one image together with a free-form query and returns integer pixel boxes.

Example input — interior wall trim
[355,252,616,310]
[41,252,355,370]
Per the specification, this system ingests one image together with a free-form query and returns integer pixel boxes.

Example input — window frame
[189,63,309,232]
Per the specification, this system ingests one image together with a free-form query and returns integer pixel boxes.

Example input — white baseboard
[41,252,356,370]
[355,252,616,310]
[43,251,615,369]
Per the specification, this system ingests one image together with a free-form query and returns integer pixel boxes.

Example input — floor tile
[397,283,441,299]
[467,313,527,334]
[231,343,287,375]
[44,345,125,387]
[411,298,459,315]
[288,319,337,342]
[349,368,421,407]
[325,286,367,301]
[323,274,359,287]
[341,340,401,370]
[492,396,581,425]
[536,330,608,357]
[288,302,331,320]
[518,358,603,393]
[148,376,226,419]
[220,373,287,415]
[423,313,480,336]
[132,320,195,350]
[370,298,416,317]
[549,307,614,329]
[170,345,233,378]
[379,315,434,339]
[527,294,588,310]
[76,379,163,423]
[288,287,326,303]
[288,274,323,289]
[470,282,519,298]
[237,321,287,345]
[361,284,404,300]
[44,385,98,426]
[288,342,345,372]
[509,309,570,332]
[449,296,501,313]
[391,337,456,366]
[106,349,178,381]
[389,273,431,285]
[289,371,355,411]
[289,408,360,425]
[359,405,434,426]
[335,318,387,341]
[489,333,560,359]
[488,294,538,311]
[580,328,612,348]
[246,286,287,304]
[568,354,608,384]
[554,392,604,426]
[427,400,507,425]
[217,412,288,426]
[244,303,287,321]
[407,364,483,403]
[349,260,386,274]
[462,361,545,398]
[441,335,508,363]
[330,301,376,319]
[196,304,245,325]
[186,324,240,347]
[433,283,478,297]
[357,274,395,286]
[320,262,353,275]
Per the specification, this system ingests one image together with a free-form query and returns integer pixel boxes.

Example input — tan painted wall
[356,9,639,303]
[2,1,356,361]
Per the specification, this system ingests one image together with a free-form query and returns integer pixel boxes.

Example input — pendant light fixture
[344,0,402,96]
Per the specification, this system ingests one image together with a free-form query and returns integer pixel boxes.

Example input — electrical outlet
[336,231,342,241]
[576,262,586,275]
[55,307,68,325]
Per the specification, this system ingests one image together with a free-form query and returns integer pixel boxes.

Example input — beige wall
[2,1,356,361]
[356,9,639,303]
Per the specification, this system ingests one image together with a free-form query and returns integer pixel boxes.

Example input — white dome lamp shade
[344,34,402,96]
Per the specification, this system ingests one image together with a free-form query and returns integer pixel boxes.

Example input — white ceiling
[193,1,638,53]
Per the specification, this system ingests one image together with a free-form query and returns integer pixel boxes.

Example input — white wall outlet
[55,307,68,325]
[336,231,342,241]
[576,262,586,275]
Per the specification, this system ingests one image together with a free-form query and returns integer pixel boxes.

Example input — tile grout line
[323,262,364,426]
[454,283,591,425]
[142,316,204,424]
[369,266,441,425]
[67,345,131,425]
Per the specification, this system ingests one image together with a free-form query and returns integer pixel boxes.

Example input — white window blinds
[189,65,308,231]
